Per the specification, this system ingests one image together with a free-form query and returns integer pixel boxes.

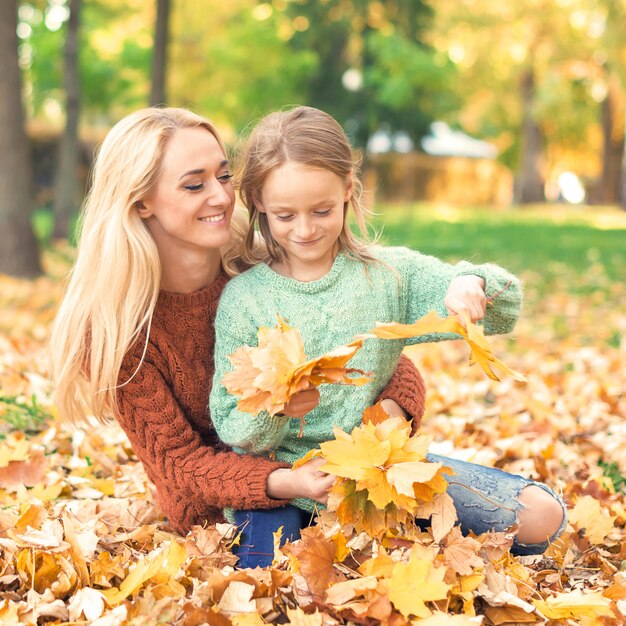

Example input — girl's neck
[271,249,340,282]
[159,247,223,293]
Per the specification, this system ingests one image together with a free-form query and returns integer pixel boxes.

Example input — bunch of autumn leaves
[223,312,525,539]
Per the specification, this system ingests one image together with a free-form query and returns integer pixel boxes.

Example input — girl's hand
[282,387,320,418]
[266,457,335,504]
[444,275,487,324]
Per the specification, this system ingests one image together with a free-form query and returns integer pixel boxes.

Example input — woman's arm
[376,353,427,431]
[116,349,289,512]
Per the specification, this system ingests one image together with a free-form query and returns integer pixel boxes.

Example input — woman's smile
[199,211,227,224]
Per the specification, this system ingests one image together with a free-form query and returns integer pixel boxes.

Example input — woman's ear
[135,200,152,218]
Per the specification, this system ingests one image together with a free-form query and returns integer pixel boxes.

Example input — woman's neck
[159,247,223,293]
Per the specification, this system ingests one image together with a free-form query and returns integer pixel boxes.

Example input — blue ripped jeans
[233,454,567,569]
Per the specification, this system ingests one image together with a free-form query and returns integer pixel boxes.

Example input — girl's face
[259,161,351,281]
[139,127,235,257]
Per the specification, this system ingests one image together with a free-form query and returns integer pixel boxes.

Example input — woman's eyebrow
[179,168,205,180]
[178,160,230,180]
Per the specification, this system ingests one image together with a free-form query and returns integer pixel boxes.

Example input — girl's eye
[218,173,234,182]
[184,183,204,191]
[314,209,332,217]
[275,214,293,222]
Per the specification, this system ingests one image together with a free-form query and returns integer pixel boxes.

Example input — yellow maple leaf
[370,310,526,382]
[320,425,392,481]
[358,547,396,579]
[222,318,371,420]
[568,495,616,544]
[324,575,379,606]
[386,461,443,498]
[387,548,452,618]
[533,589,615,621]
[102,541,187,605]
[285,607,324,626]
[0,436,31,468]
[321,413,451,536]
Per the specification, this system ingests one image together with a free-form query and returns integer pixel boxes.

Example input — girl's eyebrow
[269,198,336,211]
[178,160,230,180]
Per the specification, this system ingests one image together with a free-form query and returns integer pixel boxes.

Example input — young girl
[210,106,565,568]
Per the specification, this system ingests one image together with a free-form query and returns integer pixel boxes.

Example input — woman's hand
[444,275,487,324]
[379,398,407,419]
[266,457,334,504]
[282,387,320,418]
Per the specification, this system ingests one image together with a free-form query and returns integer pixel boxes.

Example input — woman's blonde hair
[237,106,377,266]
[50,106,242,424]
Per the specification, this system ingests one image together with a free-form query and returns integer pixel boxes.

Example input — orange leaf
[371,310,526,382]
[442,526,484,576]
[282,526,344,597]
[416,492,458,543]
[223,318,370,418]
[362,402,394,426]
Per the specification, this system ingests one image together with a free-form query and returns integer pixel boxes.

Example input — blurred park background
[1,0,625,283]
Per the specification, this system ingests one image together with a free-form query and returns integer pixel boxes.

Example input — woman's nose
[206,179,232,207]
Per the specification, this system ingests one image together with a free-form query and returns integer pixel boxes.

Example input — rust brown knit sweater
[115,271,426,535]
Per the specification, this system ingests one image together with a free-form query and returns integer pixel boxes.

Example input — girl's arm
[210,292,292,454]
[382,247,522,342]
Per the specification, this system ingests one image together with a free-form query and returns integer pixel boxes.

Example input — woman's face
[139,127,235,256]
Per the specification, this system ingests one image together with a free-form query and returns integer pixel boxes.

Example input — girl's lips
[292,237,322,246]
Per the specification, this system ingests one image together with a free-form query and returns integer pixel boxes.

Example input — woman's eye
[184,183,204,191]
[218,173,234,182]
[275,214,293,222]
[314,209,332,217]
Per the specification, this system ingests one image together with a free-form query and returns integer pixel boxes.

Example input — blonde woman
[50,107,428,536]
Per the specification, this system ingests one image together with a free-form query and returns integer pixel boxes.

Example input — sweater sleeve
[209,283,292,454]
[116,343,288,512]
[381,247,522,343]
[376,353,427,429]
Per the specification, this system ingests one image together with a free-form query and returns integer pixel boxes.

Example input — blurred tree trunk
[600,74,624,205]
[150,0,170,106]
[518,69,545,204]
[53,0,81,239]
[0,0,41,277]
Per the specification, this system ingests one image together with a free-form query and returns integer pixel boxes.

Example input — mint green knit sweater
[210,246,521,511]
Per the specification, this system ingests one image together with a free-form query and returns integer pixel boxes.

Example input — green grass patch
[371,203,626,295]
[0,394,53,438]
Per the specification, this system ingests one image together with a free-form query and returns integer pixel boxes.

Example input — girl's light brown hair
[50,107,245,424]
[237,106,377,266]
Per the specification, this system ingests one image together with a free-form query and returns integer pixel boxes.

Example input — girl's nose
[295,216,315,239]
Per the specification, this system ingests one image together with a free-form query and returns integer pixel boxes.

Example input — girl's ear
[344,174,354,203]
[253,192,267,213]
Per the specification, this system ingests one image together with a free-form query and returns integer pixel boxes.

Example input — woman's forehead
[160,127,226,177]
